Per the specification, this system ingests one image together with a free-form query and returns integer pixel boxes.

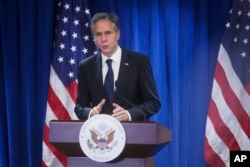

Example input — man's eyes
[95,31,112,36]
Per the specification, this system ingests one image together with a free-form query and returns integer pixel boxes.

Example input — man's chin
[101,50,112,57]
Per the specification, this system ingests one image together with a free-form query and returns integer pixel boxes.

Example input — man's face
[93,19,120,57]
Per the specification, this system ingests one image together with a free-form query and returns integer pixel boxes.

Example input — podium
[49,120,172,167]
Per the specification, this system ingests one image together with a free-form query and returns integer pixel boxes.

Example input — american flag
[42,0,96,166]
[204,0,250,166]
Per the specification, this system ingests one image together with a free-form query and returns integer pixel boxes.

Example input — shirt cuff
[125,110,132,121]
[88,109,94,119]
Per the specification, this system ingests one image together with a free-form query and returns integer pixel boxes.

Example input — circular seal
[79,114,126,162]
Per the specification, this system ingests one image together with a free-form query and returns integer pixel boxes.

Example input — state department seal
[79,114,126,162]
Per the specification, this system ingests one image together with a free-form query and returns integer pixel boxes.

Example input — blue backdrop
[0,0,232,166]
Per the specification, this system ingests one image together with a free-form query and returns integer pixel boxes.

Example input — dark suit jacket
[74,48,161,121]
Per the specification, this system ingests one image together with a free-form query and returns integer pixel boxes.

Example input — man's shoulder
[122,48,148,60]
[79,54,99,66]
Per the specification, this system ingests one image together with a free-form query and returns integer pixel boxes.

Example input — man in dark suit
[74,12,160,121]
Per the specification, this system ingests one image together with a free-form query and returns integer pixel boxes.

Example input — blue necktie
[104,59,114,102]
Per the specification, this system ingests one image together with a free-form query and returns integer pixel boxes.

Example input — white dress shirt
[98,46,131,120]
[101,46,121,87]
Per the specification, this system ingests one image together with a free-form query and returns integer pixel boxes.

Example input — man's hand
[90,99,105,117]
[112,103,129,121]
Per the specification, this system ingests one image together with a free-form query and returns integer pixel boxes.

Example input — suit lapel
[116,49,130,92]
[94,53,106,96]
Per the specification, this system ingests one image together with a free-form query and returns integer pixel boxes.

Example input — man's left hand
[112,103,129,121]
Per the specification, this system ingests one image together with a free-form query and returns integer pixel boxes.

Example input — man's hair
[91,12,120,34]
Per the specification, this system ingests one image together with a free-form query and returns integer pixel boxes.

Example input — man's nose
[101,34,107,41]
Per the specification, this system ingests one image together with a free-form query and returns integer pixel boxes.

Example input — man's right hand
[90,99,105,117]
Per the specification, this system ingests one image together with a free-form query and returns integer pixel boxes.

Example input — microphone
[114,81,146,121]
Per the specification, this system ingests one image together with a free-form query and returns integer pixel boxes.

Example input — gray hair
[91,12,120,34]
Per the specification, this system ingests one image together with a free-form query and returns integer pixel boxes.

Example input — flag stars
[83,35,89,41]
[75,6,81,12]
[229,9,233,15]
[70,45,77,52]
[245,25,250,31]
[72,32,78,39]
[241,52,246,58]
[69,58,76,65]
[59,43,65,49]
[64,3,70,10]
[247,11,250,17]
[68,71,74,78]
[236,24,240,30]
[61,30,67,36]
[234,37,238,42]
[51,4,96,84]
[58,56,64,63]
[73,19,79,26]
[238,10,242,16]
[82,48,88,54]
[85,8,90,15]
[226,22,231,28]
[85,22,89,28]
[62,17,68,23]
[243,38,248,45]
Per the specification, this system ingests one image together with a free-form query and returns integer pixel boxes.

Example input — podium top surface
[49,120,171,144]
[49,120,172,157]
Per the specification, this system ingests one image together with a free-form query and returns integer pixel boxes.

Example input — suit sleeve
[74,62,92,120]
[128,56,161,120]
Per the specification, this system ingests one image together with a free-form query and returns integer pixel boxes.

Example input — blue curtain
[0,0,57,166]
[0,0,231,166]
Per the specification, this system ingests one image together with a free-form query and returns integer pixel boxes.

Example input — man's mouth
[102,45,109,49]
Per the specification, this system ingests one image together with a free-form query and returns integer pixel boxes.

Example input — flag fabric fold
[204,0,250,166]
[42,0,96,166]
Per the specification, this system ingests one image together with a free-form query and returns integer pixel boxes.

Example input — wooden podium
[49,120,172,167]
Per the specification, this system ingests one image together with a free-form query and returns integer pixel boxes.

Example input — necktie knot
[104,59,114,102]
[106,59,112,68]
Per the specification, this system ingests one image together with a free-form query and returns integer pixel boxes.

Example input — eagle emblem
[79,115,126,162]
[87,127,118,152]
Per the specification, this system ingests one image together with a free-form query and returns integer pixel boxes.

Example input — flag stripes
[42,0,96,166]
[205,1,250,165]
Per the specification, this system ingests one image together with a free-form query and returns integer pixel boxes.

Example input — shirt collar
[101,46,121,65]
